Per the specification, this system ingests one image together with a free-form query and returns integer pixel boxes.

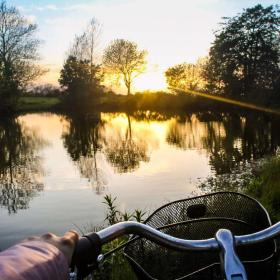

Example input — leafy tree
[0,1,42,108]
[69,19,101,83]
[103,39,147,95]
[59,55,86,92]
[165,59,206,91]
[204,5,280,97]
[59,55,102,109]
[59,19,103,102]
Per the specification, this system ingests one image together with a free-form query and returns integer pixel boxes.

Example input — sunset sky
[9,0,279,91]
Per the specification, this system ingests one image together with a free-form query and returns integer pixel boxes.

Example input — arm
[0,231,78,280]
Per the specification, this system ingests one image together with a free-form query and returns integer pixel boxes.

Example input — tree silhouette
[59,19,103,106]
[0,118,46,213]
[0,1,43,109]
[204,5,280,96]
[103,39,147,95]
[165,59,206,92]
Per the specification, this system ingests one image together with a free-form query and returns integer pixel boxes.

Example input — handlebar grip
[72,232,102,279]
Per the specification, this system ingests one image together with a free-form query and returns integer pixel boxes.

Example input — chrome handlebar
[73,221,280,280]
[97,221,218,250]
[97,220,280,249]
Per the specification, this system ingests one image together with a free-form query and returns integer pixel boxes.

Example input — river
[0,111,279,249]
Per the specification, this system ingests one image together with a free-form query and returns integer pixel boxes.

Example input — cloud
[35,4,58,11]
[18,0,279,86]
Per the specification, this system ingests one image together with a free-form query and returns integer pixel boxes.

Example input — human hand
[24,231,79,264]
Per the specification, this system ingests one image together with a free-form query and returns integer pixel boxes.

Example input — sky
[8,0,279,90]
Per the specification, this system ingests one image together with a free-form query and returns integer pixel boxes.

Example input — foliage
[0,1,43,109]
[103,194,146,225]
[59,19,103,108]
[165,58,206,91]
[59,55,101,91]
[103,39,147,95]
[91,194,145,279]
[59,55,102,108]
[199,154,280,222]
[204,4,280,97]
[246,154,280,222]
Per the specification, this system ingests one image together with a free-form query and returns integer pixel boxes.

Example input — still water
[0,111,279,249]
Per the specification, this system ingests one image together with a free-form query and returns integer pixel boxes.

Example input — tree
[165,59,206,92]
[59,19,102,98]
[204,5,280,97]
[103,39,147,95]
[59,55,102,109]
[69,18,101,83]
[0,1,42,107]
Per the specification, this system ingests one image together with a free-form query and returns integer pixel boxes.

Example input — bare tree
[86,19,101,82]
[63,18,102,92]
[103,39,147,95]
[0,1,42,102]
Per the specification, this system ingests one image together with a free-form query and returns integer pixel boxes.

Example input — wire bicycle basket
[124,192,278,280]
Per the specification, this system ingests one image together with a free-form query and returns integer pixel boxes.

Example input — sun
[133,70,167,92]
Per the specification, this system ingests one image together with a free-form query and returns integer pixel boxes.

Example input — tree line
[0,1,279,112]
[166,5,280,102]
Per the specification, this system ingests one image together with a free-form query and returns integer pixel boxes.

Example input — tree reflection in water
[0,118,46,214]
[104,114,149,173]
[166,112,280,175]
[62,113,107,194]
[63,113,151,190]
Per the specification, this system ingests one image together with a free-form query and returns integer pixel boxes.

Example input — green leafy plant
[91,194,146,279]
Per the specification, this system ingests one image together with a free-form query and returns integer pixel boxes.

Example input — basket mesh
[124,192,278,280]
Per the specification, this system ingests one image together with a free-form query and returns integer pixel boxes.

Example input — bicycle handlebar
[72,220,280,280]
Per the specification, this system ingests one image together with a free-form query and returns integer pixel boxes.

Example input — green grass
[18,96,61,111]
[199,154,280,223]
[246,155,280,222]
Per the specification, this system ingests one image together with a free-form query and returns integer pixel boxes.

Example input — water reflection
[0,118,46,213]
[166,112,280,174]
[1,111,280,211]
[62,113,107,193]
[104,114,149,173]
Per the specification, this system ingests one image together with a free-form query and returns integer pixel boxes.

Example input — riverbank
[16,92,280,115]
[18,96,61,112]
[92,154,280,280]
[199,154,280,222]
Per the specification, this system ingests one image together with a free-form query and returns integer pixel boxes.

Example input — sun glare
[133,71,167,92]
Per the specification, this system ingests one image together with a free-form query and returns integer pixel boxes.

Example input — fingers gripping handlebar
[71,233,102,279]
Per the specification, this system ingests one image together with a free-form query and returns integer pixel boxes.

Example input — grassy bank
[246,155,280,222]
[12,91,280,115]
[17,96,61,112]
[199,154,280,222]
